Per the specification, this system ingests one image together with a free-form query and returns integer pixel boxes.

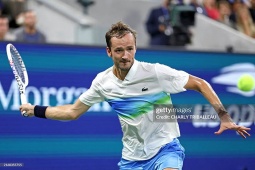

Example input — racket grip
[20,93,27,104]
[20,93,29,117]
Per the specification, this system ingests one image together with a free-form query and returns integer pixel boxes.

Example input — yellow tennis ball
[237,74,255,92]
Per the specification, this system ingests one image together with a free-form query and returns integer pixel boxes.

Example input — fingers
[214,128,225,135]
[22,110,29,117]
[242,130,251,137]
[214,131,221,135]
[236,126,251,138]
[237,130,246,138]
[215,125,251,138]
[239,127,251,131]
[19,103,34,117]
[237,129,250,139]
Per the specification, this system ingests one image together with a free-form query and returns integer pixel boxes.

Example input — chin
[120,66,131,71]
[116,61,133,71]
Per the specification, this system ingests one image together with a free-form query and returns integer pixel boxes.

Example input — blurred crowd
[146,0,195,46]
[0,0,254,46]
[146,0,255,47]
[197,0,255,38]
[0,0,46,43]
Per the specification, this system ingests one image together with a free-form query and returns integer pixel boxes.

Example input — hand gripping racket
[6,43,29,117]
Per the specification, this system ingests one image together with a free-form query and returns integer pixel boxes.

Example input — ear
[106,47,112,57]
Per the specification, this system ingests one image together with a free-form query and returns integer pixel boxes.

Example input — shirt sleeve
[79,75,104,106]
[155,63,189,94]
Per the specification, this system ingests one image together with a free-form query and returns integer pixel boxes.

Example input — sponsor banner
[0,42,254,170]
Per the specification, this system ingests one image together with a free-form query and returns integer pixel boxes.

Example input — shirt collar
[124,59,138,81]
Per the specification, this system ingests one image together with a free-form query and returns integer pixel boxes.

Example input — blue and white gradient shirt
[79,60,189,161]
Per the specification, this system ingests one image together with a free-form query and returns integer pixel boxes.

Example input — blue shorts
[118,138,185,170]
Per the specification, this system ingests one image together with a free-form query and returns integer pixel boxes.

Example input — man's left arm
[184,75,251,138]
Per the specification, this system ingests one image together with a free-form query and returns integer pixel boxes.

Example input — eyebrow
[114,45,134,49]
[114,47,124,50]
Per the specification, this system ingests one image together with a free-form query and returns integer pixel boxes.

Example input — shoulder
[138,61,171,71]
[13,27,24,35]
[137,61,157,71]
[148,6,162,15]
[136,61,169,77]
[153,62,185,76]
[4,32,16,41]
[92,67,113,84]
[151,6,162,12]
[37,29,46,36]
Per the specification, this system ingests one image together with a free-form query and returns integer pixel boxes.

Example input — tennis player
[20,21,250,170]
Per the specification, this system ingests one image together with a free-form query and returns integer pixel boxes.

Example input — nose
[122,50,129,59]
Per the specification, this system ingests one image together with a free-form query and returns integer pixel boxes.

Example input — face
[219,3,230,15]
[163,0,171,6]
[251,0,255,7]
[106,33,136,72]
[0,18,9,35]
[24,11,37,28]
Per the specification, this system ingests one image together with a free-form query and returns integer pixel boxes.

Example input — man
[0,15,16,41]
[1,0,26,28]
[20,21,250,170]
[249,0,255,22]
[146,0,172,46]
[15,10,46,43]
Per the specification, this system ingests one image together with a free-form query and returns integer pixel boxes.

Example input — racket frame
[6,43,29,117]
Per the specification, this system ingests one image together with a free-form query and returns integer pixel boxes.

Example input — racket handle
[20,93,28,117]
[20,93,27,104]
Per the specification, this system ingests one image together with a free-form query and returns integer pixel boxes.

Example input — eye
[127,47,133,51]
[115,49,123,53]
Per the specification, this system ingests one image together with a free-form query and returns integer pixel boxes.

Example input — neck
[163,5,168,8]
[25,27,36,34]
[113,66,129,81]
[0,34,5,40]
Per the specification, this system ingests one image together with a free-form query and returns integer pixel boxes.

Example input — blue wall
[0,42,254,170]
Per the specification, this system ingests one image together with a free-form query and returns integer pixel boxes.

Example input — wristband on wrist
[34,105,48,119]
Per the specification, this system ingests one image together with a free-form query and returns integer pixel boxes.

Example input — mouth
[120,60,130,64]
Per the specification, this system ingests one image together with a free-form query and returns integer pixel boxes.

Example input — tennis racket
[6,43,29,117]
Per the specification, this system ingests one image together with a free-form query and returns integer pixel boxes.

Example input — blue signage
[0,42,254,170]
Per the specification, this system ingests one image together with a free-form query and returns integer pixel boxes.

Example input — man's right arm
[20,99,90,121]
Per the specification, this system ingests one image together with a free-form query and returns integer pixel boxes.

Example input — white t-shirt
[79,60,189,161]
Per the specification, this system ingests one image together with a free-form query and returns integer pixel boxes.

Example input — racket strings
[10,47,26,84]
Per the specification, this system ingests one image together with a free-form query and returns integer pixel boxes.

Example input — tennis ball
[237,74,255,92]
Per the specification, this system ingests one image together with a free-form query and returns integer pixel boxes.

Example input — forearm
[199,80,228,118]
[185,75,230,119]
[20,99,90,120]
[45,105,79,120]
[185,76,250,137]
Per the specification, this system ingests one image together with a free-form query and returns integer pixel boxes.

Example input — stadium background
[0,42,254,170]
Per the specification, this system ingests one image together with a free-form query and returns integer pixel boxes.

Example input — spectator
[249,0,255,22]
[1,0,27,29]
[218,0,235,27]
[0,1,4,14]
[145,0,172,46]
[203,0,221,20]
[229,0,244,24]
[15,10,46,43]
[0,15,16,41]
[189,0,208,15]
[235,5,255,37]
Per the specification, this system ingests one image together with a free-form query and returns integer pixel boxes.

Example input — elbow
[66,111,81,120]
[69,113,81,120]
[186,75,213,93]
[197,78,212,93]
[191,77,211,93]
